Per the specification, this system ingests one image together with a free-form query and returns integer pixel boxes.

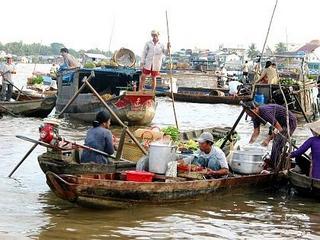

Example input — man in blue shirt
[192,132,229,177]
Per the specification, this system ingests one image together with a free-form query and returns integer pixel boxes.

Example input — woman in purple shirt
[244,102,297,169]
[290,121,320,179]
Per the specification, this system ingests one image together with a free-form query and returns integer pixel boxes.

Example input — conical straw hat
[305,120,320,136]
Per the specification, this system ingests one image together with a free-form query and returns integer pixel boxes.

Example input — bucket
[254,93,265,105]
[149,142,176,174]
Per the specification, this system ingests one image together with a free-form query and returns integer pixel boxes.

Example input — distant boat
[167,87,251,105]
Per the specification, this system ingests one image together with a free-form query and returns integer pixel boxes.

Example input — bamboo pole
[83,79,147,155]
[251,0,278,98]
[166,10,179,129]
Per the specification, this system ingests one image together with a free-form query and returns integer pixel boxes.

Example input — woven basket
[122,141,146,162]
[113,48,136,67]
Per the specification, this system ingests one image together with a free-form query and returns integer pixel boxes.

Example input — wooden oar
[220,108,245,149]
[8,142,38,177]
[166,10,179,129]
[0,71,32,100]
[83,79,148,155]
[16,135,132,163]
[0,104,17,117]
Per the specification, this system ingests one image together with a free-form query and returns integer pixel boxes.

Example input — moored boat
[0,95,56,117]
[288,169,320,199]
[56,67,156,125]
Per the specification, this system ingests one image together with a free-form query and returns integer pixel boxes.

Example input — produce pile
[161,126,180,142]
[280,78,297,85]
[30,75,44,84]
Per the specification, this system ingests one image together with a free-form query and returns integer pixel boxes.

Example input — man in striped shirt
[245,103,297,168]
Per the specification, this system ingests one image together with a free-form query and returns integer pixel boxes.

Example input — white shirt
[243,63,249,72]
[141,41,167,71]
[228,80,242,95]
[0,63,15,84]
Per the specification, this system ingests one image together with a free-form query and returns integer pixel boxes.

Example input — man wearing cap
[290,120,320,179]
[139,30,170,91]
[0,55,16,101]
[192,132,229,177]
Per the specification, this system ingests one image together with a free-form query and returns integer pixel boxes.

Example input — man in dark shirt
[244,103,297,168]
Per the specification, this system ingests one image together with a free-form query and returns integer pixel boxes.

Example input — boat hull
[168,92,251,105]
[0,95,56,118]
[288,169,320,199]
[46,171,284,208]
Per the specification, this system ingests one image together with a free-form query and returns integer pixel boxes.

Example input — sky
[1,0,319,54]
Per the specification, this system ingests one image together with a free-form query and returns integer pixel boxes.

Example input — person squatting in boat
[81,111,118,164]
[244,102,297,169]
[191,132,229,177]
[290,121,320,179]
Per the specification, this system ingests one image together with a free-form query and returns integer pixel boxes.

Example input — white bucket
[149,142,176,174]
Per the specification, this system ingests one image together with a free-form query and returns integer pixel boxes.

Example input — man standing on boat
[139,30,170,91]
[244,102,297,169]
[60,48,81,69]
[0,54,16,101]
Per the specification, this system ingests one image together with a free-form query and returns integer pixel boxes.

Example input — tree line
[0,41,112,58]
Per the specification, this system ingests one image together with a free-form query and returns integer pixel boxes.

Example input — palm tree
[275,42,287,54]
[247,43,261,59]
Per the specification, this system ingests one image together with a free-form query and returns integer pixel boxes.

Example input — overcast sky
[2,0,319,54]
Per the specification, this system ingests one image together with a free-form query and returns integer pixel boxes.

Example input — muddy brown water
[0,64,319,239]
[0,98,319,239]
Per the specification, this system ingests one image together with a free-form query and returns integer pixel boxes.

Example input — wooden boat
[38,127,237,175]
[63,91,156,126]
[166,87,251,105]
[0,95,56,117]
[56,68,156,125]
[169,92,251,105]
[288,169,320,199]
[45,171,283,208]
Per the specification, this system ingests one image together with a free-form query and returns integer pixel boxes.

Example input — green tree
[275,42,287,54]
[247,43,261,59]
[50,42,65,55]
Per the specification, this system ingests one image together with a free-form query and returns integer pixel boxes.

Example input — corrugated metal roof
[296,40,320,53]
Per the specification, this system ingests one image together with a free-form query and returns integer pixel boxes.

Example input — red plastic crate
[125,171,155,182]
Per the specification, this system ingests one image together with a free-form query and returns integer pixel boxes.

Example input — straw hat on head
[151,30,160,36]
[305,120,320,136]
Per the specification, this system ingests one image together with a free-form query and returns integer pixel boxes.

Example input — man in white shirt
[139,30,169,91]
[242,60,249,83]
[0,55,16,101]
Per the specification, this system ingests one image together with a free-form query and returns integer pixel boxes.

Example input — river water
[0,64,319,239]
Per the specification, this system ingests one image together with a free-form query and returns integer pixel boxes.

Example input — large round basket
[113,48,136,67]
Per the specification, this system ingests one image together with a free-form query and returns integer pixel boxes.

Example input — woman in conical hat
[290,120,320,179]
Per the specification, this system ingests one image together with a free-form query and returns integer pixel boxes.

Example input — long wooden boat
[38,127,237,175]
[288,169,320,199]
[46,171,284,208]
[0,95,56,118]
[168,92,251,105]
[56,68,156,125]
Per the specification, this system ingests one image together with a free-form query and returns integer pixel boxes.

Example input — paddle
[0,71,32,100]
[0,104,18,117]
[15,135,132,163]
[8,72,95,177]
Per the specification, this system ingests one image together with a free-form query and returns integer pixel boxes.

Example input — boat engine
[39,119,60,146]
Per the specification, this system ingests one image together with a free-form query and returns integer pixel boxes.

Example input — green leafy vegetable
[162,126,180,142]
